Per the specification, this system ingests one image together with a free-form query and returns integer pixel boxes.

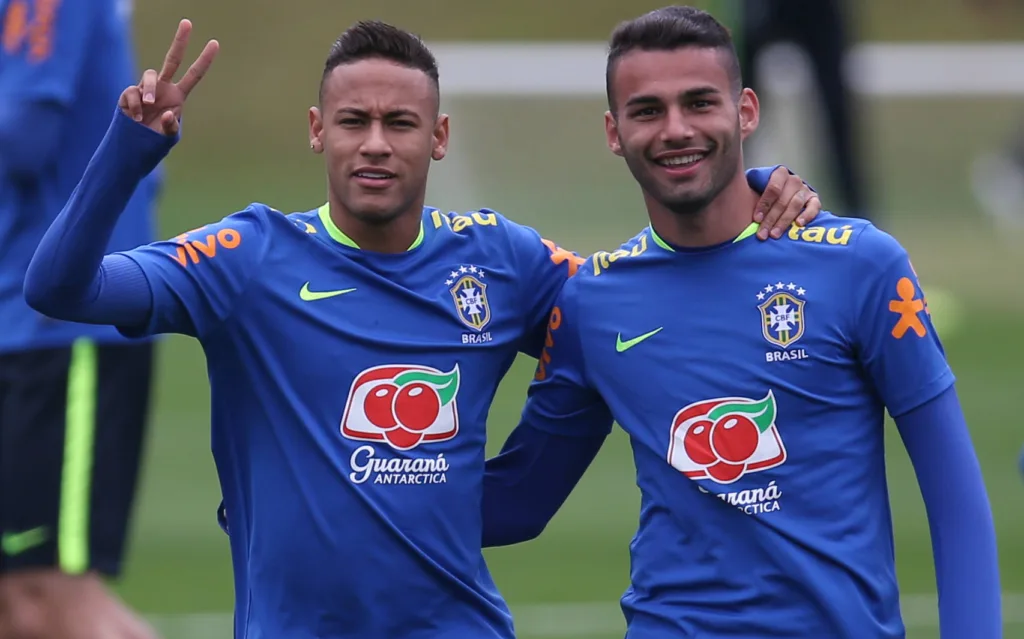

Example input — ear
[738,88,760,141]
[431,113,450,161]
[605,111,623,157]
[309,106,324,154]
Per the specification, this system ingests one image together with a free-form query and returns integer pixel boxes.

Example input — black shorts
[0,340,154,578]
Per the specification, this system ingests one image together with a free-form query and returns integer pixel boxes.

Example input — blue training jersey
[0,0,158,352]
[115,203,579,638]
[524,213,954,638]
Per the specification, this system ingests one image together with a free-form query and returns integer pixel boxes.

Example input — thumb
[160,110,179,137]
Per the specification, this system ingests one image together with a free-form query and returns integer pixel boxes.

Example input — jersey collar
[317,203,425,251]
[649,221,758,252]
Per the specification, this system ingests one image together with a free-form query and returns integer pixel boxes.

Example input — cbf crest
[756,282,809,363]
[447,266,493,344]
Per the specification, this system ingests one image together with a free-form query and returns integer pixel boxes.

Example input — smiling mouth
[656,152,707,167]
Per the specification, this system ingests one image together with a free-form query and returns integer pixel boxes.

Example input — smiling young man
[482,6,1001,638]
[22,17,822,639]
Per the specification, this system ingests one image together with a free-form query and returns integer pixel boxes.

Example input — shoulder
[432,207,535,248]
[432,206,583,272]
[780,213,915,306]
[279,207,322,235]
[541,229,657,312]
[785,212,906,264]
[582,227,659,280]
[180,203,275,237]
[164,203,276,259]
[782,211,866,249]
[223,202,330,238]
[849,220,910,268]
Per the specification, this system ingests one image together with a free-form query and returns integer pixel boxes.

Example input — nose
[360,120,392,158]
[661,106,695,145]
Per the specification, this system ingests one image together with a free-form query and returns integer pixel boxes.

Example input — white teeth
[356,172,392,179]
[659,153,705,167]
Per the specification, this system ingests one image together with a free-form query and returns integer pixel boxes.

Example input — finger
[160,111,179,137]
[158,19,192,82]
[177,39,220,96]
[140,69,158,104]
[122,87,143,122]
[756,169,795,239]
[761,176,802,238]
[754,167,787,228]
[771,188,808,238]
[797,193,821,227]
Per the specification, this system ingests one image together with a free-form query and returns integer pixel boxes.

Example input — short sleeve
[504,218,584,358]
[851,226,955,418]
[116,206,270,339]
[0,0,93,104]
[521,276,613,438]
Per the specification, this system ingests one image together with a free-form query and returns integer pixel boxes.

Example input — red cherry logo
[363,383,399,430]
[710,415,760,464]
[384,428,423,450]
[683,419,717,466]
[393,383,441,432]
[706,460,746,483]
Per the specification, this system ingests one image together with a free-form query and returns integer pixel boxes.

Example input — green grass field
[99,3,1024,636]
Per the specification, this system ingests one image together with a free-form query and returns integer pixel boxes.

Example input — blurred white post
[427,42,1024,217]
[429,41,1024,97]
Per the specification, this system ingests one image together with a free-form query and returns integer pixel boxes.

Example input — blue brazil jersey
[0,0,158,352]
[116,203,578,638]
[525,213,954,638]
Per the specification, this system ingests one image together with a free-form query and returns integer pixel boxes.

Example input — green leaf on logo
[707,391,776,433]
[393,365,460,406]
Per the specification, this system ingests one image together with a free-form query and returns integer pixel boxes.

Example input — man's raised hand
[119,19,219,137]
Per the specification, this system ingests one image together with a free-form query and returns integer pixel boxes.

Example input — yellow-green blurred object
[924,287,965,342]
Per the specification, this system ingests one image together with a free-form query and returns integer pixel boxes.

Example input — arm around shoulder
[483,275,613,546]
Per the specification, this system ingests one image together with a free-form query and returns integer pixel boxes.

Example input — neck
[328,196,423,254]
[646,170,759,248]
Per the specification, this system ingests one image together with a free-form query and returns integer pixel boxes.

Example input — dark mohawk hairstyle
[319,20,439,104]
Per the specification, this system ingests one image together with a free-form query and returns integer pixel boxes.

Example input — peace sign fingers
[158,19,219,96]
[158,19,194,84]
[120,19,219,136]
[176,38,220,97]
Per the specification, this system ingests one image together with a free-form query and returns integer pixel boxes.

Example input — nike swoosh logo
[299,282,357,301]
[616,327,663,352]
[2,526,50,556]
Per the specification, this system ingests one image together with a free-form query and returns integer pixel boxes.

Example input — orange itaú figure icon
[889,277,927,339]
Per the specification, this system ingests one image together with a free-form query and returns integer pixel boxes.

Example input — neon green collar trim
[317,203,425,251]
[649,222,758,252]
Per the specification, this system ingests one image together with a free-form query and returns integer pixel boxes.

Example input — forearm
[482,423,605,547]
[895,386,1001,637]
[24,110,174,323]
[0,99,65,179]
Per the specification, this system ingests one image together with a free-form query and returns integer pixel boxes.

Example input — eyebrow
[334,107,421,120]
[623,86,722,108]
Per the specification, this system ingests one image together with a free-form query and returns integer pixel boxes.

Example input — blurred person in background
[0,0,161,637]
[967,0,1024,231]
[733,0,872,221]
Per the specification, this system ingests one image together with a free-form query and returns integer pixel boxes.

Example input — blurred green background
[115,1,1023,637]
